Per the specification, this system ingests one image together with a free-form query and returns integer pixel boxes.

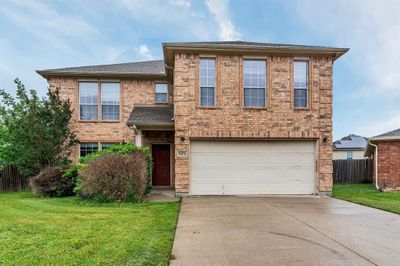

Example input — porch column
[135,129,142,147]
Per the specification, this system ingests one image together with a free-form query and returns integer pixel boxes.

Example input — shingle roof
[333,134,367,151]
[127,104,174,128]
[37,60,165,78]
[163,41,345,50]
[372,128,400,138]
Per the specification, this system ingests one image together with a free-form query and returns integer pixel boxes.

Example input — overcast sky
[0,0,399,140]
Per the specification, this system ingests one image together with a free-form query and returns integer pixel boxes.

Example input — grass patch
[333,183,400,214]
[0,192,180,265]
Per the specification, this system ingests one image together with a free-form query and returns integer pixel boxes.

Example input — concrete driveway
[171,196,400,266]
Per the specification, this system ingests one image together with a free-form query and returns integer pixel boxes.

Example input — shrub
[79,143,153,194]
[79,151,149,202]
[30,166,74,197]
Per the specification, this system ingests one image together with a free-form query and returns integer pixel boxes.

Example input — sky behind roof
[0,0,399,140]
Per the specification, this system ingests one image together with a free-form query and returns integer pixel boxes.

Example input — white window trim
[155,83,169,103]
[243,59,267,108]
[78,81,98,121]
[293,60,309,109]
[199,57,217,107]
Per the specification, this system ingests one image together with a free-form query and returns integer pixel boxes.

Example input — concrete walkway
[171,196,400,266]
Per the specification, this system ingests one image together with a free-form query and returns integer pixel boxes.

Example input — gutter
[368,141,379,190]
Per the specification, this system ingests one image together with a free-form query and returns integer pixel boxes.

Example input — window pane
[200,87,215,106]
[155,84,168,102]
[347,151,353,159]
[101,142,118,150]
[244,88,265,107]
[155,83,168,93]
[80,105,98,120]
[80,143,98,157]
[243,60,266,107]
[294,61,308,108]
[156,93,168,103]
[200,58,215,100]
[79,82,98,120]
[101,82,120,120]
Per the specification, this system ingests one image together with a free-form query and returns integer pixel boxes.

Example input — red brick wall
[173,53,334,194]
[376,142,400,188]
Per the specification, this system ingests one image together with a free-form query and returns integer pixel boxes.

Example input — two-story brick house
[37,41,348,196]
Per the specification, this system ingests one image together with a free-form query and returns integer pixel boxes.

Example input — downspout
[368,141,379,189]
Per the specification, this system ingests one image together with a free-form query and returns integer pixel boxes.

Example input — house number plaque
[177,150,187,157]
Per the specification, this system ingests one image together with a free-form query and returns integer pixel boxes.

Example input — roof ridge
[373,127,400,138]
[38,59,164,72]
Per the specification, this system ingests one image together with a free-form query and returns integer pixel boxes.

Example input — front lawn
[332,184,400,214]
[0,192,180,265]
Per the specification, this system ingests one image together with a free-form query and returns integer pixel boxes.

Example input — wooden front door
[152,144,171,186]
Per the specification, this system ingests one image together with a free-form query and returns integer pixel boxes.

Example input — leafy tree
[0,79,77,176]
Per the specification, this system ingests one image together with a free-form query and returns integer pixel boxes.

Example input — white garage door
[190,141,316,195]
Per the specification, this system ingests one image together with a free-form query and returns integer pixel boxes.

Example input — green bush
[79,151,149,202]
[79,143,152,193]
[29,166,75,197]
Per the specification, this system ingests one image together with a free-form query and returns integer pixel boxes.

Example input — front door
[152,144,171,186]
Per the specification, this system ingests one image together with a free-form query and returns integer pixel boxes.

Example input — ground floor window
[79,142,120,157]
[100,142,119,150]
[80,143,98,157]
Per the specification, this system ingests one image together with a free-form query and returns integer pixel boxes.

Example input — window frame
[242,59,267,108]
[155,83,169,103]
[78,141,121,158]
[199,57,217,107]
[78,81,99,121]
[78,80,121,122]
[347,151,353,159]
[79,142,99,157]
[293,59,309,109]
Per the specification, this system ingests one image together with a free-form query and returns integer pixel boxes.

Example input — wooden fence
[333,159,372,184]
[0,165,29,192]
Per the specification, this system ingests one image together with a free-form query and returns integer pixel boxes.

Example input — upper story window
[79,82,98,120]
[199,58,215,107]
[243,60,266,108]
[79,81,120,121]
[155,83,168,103]
[294,60,309,108]
[101,82,120,120]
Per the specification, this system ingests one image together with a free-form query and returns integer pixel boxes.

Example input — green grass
[333,183,400,214]
[0,192,180,265]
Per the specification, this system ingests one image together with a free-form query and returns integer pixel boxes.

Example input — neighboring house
[332,134,367,160]
[365,128,400,190]
[37,41,348,196]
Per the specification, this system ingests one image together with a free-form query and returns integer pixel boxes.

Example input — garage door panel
[191,154,314,168]
[190,141,316,195]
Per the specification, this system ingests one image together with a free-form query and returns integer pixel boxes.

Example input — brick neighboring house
[365,128,400,190]
[37,41,348,196]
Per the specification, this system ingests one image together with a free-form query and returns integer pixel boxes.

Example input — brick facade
[48,78,172,163]
[173,53,333,194]
[372,142,400,189]
[47,52,335,194]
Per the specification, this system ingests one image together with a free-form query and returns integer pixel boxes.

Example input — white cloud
[136,45,153,60]
[120,0,214,40]
[359,113,400,137]
[289,0,400,97]
[169,0,191,8]
[205,0,241,40]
